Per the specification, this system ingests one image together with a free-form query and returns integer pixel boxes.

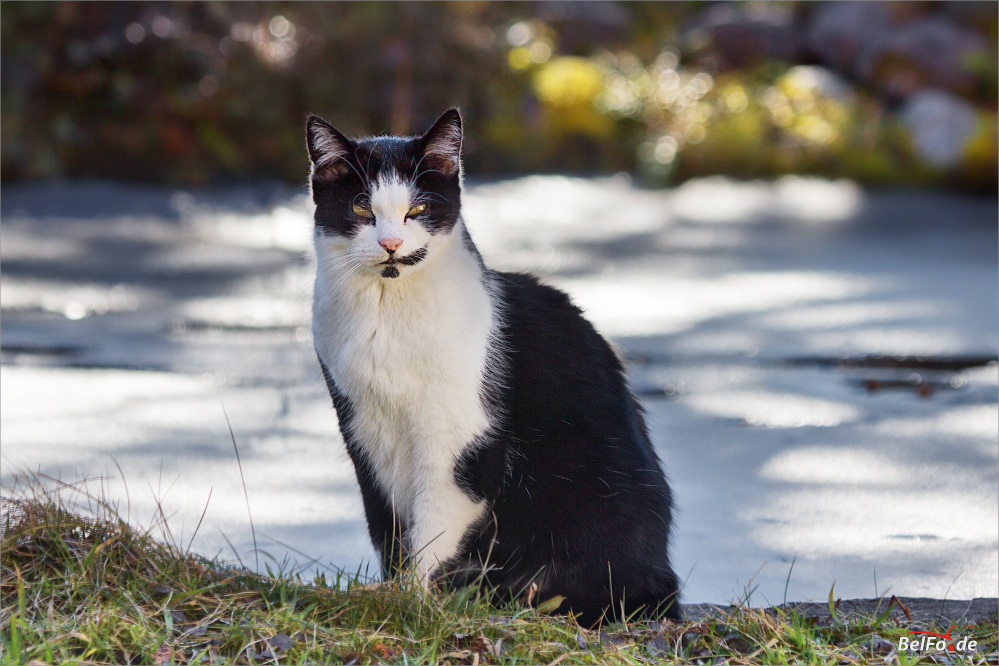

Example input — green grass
[1,477,995,665]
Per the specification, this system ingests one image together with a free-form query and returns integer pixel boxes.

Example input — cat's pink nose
[379,237,403,253]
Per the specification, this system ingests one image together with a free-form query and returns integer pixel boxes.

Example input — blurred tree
[1,1,995,190]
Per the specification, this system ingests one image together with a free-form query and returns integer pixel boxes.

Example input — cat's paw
[412,560,438,592]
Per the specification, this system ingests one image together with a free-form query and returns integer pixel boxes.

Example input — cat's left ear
[306,114,354,180]
[420,108,462,176]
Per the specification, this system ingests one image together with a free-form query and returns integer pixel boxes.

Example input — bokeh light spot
[124,23,145,44]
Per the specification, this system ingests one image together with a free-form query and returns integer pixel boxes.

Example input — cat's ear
[306,114,354,179]
[420,108,462,176]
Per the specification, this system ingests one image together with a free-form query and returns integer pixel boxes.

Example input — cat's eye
[407,204,427,217]
[352,203,373,218]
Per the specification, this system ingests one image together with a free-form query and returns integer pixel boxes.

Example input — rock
[901,89,978,168]
[680,597,999,625]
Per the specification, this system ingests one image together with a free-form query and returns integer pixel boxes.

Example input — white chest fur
[312,222,495,577]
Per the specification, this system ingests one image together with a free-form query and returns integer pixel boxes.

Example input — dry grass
[1,475,995,665]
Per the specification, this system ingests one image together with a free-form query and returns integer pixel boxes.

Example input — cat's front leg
[408,475,487,587]
[408,436,508,586]
[319,360,410,578]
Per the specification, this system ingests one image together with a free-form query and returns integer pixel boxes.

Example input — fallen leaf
[154,642,173,665]
[722,633,751,653]
[264,634,295,653]
[646,636,670,656]
[536,595,565,615]
[473,635,495,654]
[370,642,396,659]
[600,631,625,646]
[523,581,538,608]
[889,595,913,622]
[256,634,296,658]
[860,636,894,654]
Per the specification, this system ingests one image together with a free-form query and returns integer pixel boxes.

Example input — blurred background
[2,1,997,607]
[2,1,997,188]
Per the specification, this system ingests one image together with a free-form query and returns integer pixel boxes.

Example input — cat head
[306,109,463,279]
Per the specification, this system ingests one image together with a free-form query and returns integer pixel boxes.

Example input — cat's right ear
[306,114,354,179]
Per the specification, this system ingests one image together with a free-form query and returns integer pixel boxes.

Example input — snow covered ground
[2,176,996,605]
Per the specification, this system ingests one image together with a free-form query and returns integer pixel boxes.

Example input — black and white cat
[306,109,681,624]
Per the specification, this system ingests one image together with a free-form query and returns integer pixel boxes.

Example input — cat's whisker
[347,145,374,191]
[322,255,361,278]
[416,192,449,205]
[363,148,375,188]
[357,147,373,189]
[324,256,367,291]
[333,154,370,189]
[318,254,365,282]
[410,153,430,181]
[412,167,449,180]
[320,257,363,277]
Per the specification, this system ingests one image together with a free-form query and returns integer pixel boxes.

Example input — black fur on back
[449,272,681,626]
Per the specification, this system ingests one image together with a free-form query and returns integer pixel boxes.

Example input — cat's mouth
[379,245,428,279]
[380,246,428,268]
